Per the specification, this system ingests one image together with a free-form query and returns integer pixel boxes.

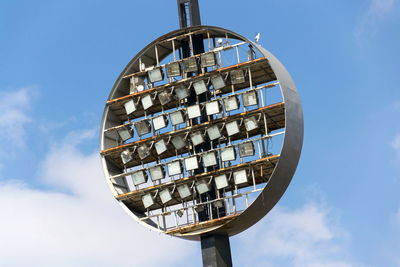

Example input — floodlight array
[101,30,287,235]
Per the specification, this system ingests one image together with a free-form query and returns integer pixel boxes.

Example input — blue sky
[0,0,399,266]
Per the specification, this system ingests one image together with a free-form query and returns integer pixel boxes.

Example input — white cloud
[0,133,197,267]
[354,0,397,42]
[234,203,361,267]
[391,133,400,159]
[0,87,36,157]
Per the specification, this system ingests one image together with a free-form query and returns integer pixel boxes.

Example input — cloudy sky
[0,0,399,266]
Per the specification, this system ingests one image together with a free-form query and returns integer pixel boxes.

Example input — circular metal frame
[100,25,303,240]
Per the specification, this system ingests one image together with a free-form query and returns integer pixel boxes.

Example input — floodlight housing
[211,75,226,90]
[226,120,240,136]
[168,160,182,176]
[190,131,204,146]
[124,99,137,115]
[149,165,164,181]
[221,146,236,161]
[171,135,186,150]
[158,90,172,105]
[132,170,148,185]
[166,62,181,77]
[141,94,154,110]
[117,127,133,142]
[207,125,221,140]
[205,100,220,116]
[223,96,239,112]
[243,91,258,107]
[135,120,151,136]
[137,144,151,160]
[183,57,198,72]
[154,139,167,155]
[152,115,168,131]
[175,86,190,100]
[196,180,210,195]
[239,142,255,157]
[193,80,207,95]
[244,116,259,132]
[160,188,173,204]
[233,169,248,185]
[187,105,201,119]
[148,67,164,83]
[121,149,133,164]
[142,193,154,209]
[214,174,229,189]
[200,52,216,67]
[184,156,199,171]
[169,110,185,126]
[177,184,192,199]
[202,152,217,167]
[130,76,145,94]
[230,69,245,84]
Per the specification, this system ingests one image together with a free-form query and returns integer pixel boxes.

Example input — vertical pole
[176,2,232,267]
[201,234,233,267]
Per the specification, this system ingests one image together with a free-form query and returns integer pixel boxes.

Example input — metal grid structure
[100,25,303,241]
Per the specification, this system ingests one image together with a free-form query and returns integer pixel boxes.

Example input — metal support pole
[201,234,233,267]
[177,3,232,267]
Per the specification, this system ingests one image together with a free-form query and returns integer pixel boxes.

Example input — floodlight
[166,62,181,77]
[177,184,192,199]
[160,188,173,204]
[168,160,182,176]
[135,120,151,136]
[233,169,248,185]
[171,135,186,150]
[175,85,190,100]
[202,152,217,167]
[193,80,207,95]
[190,131,204,146]
[221,146,236,161]
[129,76,145,94]
[142,193,154,209]
[149,165,165,181]
[183,57,198,72]
[148,67,164,83]
[176,209,184,217]
[155,139,167,155]
[152,115,168,131]
[213,200,224,208]
[200,52,216,67]
[244,116,259,132]
[230,70,245,84]
[169,110,185,126]
[158,90,172,105]
[132,170,148,185]
[239,142,255,157]
[184,156,199,171]
[141,94,154,110]
[194,205,204,213]
[124,99,137,115]
[223,96,239,112]
[207,125,221,141]
[121,149,133,164]
[117,127,133,142]
[211,75,226,90]
[243,91,258,107]
[226,120,240,136]
[195,180,210,195]
[137,144,151,160]
[205,100,220,116]
[187,105,201,119]
[214,174,229,189]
